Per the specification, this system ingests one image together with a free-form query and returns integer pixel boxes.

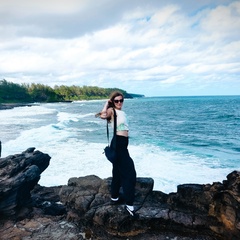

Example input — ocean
[0,96,239,193]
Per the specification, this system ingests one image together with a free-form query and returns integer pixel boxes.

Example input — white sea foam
[1,99,237,194]
[57,112,79,122]
[0,105,57,124]
[128,144,232,193]
[2,126,232,193]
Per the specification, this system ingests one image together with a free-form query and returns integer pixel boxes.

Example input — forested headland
[0,79,144,103]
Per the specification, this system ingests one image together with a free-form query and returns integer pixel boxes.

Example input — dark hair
[95,91,124,119]
[109,91,124,109]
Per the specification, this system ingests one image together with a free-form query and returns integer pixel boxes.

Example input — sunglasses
[114,99,124,103]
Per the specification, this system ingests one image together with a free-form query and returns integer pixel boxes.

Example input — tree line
[0,79,143,103]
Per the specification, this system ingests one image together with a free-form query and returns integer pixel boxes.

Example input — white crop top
[112,109,129,131]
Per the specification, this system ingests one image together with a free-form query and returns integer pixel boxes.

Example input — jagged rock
[0,149,240,239]
[59,173,240,239]
[0,216,84,240]
[0,148,51,218]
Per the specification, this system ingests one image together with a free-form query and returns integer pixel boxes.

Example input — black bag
[104,109,117,163]
[104,145,116,163]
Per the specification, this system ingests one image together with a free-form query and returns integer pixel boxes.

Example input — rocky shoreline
[0,102,71,110]
[0,148,239,239]
[0,103,33,110]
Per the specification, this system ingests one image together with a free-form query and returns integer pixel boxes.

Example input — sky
[0,0,240,97]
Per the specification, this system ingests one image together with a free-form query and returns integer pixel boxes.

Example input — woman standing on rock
[97,91,138,218]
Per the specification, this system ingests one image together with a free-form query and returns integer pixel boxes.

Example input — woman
[98,91,137,218]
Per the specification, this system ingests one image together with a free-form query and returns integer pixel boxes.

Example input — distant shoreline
[0,102,74,111]
[0,103,33,110]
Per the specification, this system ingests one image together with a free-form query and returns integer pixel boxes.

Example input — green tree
[0,79,141,103]
[0,79,31,103]
[27,83,62,102]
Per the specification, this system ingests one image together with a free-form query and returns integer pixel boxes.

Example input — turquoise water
[128,96,240,164]
[0,96,239,193]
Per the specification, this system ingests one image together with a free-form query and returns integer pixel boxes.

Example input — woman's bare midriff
[116,130,128,137]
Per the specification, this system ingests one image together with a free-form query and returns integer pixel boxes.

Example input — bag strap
[106,108,117,147]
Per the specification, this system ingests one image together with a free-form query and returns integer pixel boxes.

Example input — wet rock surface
[0,149,239,239]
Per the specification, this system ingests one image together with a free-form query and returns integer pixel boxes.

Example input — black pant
[110,135,136,205]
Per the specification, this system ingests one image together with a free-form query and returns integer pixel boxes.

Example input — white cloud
[0,0,92,16]
[0,0,239,96]
[200,2,240,41]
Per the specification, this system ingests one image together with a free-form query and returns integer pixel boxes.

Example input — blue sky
[0,0,239,96]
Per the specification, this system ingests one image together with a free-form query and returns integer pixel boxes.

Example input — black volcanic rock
[58,173,240,239]
[0,149,239,240]
[0,148,50,218]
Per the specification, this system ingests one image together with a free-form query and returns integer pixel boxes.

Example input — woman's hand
[99,100,112,119]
